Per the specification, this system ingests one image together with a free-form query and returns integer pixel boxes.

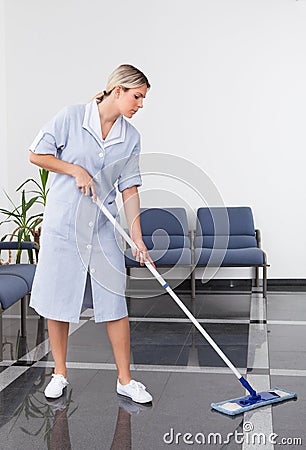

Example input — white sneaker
[44,374,69,399]
[117,379,153,404]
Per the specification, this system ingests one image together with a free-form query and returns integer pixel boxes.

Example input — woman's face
[117,84,148,118]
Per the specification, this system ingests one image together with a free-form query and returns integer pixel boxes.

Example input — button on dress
[28,99,142,323]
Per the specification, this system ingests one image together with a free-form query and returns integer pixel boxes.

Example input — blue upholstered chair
[125,207,193,292]
[193,207,268,298]
[0,242,37,361]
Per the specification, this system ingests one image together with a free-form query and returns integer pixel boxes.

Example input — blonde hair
[92,64,150,102]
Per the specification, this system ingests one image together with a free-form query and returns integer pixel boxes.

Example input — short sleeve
[118,139,142,192]
[29,106,69,156]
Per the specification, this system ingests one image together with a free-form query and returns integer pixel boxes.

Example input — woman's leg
[48,319,69,378]
[106,316,131,385]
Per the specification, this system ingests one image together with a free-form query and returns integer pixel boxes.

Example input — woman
[29,64,154,404]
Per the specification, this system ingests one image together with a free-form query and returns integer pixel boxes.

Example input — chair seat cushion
[194,235,258,249]
[142,235,190,250]
[194,248,264,266]
[0,274,29,310]
[0,264,36,290]
[125,248,192,267]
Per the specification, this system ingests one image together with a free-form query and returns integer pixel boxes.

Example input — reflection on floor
[1,288,305,449]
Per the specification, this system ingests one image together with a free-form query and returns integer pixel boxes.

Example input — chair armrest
[262,250,270,266]
[255,232,270,266]
[188,230,194,244]
[255,229,261,248]
[188,230,195,264]
[0,242,39,251]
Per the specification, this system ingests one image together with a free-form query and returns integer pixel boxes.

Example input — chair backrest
[139,207,189,250]
[196,207,257,249]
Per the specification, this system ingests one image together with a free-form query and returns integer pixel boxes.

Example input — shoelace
[130,380,146,391]
[51,374,68,386]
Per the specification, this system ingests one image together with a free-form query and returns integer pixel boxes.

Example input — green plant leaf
[27,212,44,221]
[17,227,24,240]
[16,178,38,192]
[40,168,49,186]
[1,233,12,241]
[28,250,33,263]
[1,168,49,251]
[21,190,26,214]
[0,216,20,227]
[3,190,18,210]
[25,189,43,196]
[17,228,24,253]
[25,196,39,212]
[28,217,43,229]
[0,212,23,228]
[0,211,18,220]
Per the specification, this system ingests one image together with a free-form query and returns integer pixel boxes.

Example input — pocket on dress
[43,200,73,240]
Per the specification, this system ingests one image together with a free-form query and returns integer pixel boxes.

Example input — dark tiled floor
[271,376,306,446]
[0,367,244,450]
[267,293,306,321]
[1,288,305,449]
[269,324,306,370]
[127,292,251,320]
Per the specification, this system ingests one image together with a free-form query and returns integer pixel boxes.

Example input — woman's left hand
[132,239,156,268]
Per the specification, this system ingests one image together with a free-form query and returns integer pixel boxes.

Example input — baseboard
[181,279,252,292]
[266,279,306,291]
[127,278,306,294]
[193,279,306,292]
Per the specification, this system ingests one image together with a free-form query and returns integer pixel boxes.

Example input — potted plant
[0,169,49,264]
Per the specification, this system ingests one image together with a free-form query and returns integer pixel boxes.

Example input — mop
[94,198,297,416]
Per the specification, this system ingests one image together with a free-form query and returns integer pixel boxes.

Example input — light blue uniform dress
[29,99,142,323]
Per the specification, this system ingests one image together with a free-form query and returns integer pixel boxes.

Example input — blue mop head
[211,387,297,416]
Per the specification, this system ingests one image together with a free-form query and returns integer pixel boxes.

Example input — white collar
[82,99,126,149]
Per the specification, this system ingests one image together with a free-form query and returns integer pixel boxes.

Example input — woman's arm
[29,152,96,200]
[122,186,155,267]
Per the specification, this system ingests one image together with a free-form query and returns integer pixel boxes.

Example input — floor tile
[268,324,306,370]
[1,316,47,361]
[127,294,195,318]
[270,375,306,446]
[194,323,249,368]
[195,294,251,320]
[267,293,306,321]
[0,367,244,450]
[130,322,192,366]
[1,290,306,449]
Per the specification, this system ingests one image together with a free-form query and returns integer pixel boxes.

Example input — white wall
[2,0,306,278]
[0,0,8,207]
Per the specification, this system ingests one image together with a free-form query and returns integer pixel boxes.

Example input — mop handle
[95,197,242,380]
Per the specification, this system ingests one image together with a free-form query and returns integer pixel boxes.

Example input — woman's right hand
[72,165,97,201]
[28,154,97,201]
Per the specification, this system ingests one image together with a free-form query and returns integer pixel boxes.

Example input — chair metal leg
[0,309,3,362]
[255,266,259,287]
[191,268,196,300]
[263,265,267,299]
[20,294,29,338]
[126,267,131,301]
